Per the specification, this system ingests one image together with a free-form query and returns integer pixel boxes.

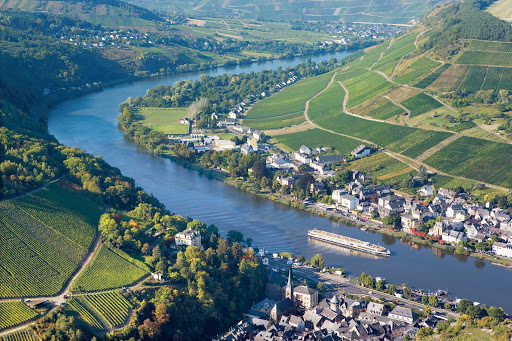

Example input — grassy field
[0,302,37,331]
[272,128,362,155]
[0,183,101,298]
[401,93,444,117]
[486,0,512,20]
[79,291,132,328]
[425,136,512,188]
[394,56,440,85]
[338,70,394,108]
[136,107,189,135]
[71,245,147,292]
[246,72,334,120]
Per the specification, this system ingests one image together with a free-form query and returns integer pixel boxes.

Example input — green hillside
[129,0,444,25]
[259,0,512,190]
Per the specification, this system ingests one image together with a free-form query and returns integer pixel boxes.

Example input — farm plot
[385,130,454,158]
[1,329,39,341]
[373,33,418,76]
[79,291,132,328]
[68,298,104,330]
[0,302,38,331]
[347,152,409,178]
[244,111,305,130]
[414,63,451,89]
[457,50,512,67]
[272,128,361,155]
[429,64,467,91]
[71,245,147,292]
[401,93,443,118]
[394,57,440,85]
[467,40,512,53]
[352,96,404,120]
[425,136,512,188]
[307,81,345,122]
[246,71,334,119]
[358,43,389,69]
[340,70,394,108]
[135,107,189,135]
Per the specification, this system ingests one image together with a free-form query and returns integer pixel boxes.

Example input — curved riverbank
[48,50,512,313]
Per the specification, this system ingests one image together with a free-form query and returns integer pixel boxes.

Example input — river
[48,51,512,312]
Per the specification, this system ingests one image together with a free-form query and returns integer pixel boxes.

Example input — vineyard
[307,81,345,122]
[373,32,418,76]
[425,136,512,188]
[0,183,101,298]
[457,50,512,67]
[401,93,443,117]
[351,96,404,120]
[339,70,393,108]
[273,128,361,155]
[0,302,38,331]
[68,298,104,330]
[78,291,132,328]
[414,63,451,89]
[246,71,333,120]
[453,65,512,93]
[0,329,39,341]
[394,57,440,85]
[71,245,147,292]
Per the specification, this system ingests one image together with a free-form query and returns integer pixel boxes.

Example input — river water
[48,51,512,311]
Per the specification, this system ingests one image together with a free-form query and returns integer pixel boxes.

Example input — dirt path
[416,134,462,161]
[369,38,393,70]
[337,81,388,123]
[474,122,512,144]
[384,95,411,126]
[1,176,65,202]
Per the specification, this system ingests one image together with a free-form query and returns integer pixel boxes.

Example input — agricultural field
[347,152,409,179]
[352,97,404,120]
[394,56,440,85]
[78,292,132,328]
[428,64,467,91]
[373,32,418,76]
[135,107,189,135]
[0,302,38,331]
[414,63,451,88]
[71,245,147,292]
[243,112,305,130]
[246,72,334,120]
[467,40,512,53]
[0,183,101,298]
[339,70,394,108]
[401,93,443,117]
[272,128,362,155]
[386,130,454,158]
[452,66,512,92]
[425,136,512,188]
[307,81,345,122]
[447,121,477,132]
[357,43,389,69]
[68,298,104,330]
[0,329,39,341]
[458,51,512,67]
[486,0,512,20]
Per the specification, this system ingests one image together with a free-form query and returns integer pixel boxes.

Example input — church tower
[330,294,340,313]
[285,267,293,301]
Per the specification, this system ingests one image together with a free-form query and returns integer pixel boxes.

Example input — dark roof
[273,298,294,314]
[316,154,345,163]
[294,285,317,295]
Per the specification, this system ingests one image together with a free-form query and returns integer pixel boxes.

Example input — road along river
[48,51,512,312]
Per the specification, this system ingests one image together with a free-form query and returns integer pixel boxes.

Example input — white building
[175,228,202,247]
[389,306,414,324]
[351,145,371,158]
[441,230,467,245]
[418,185,433,197]
[493,242,512,258]
[337,194,359,210]
[213,139,236,151]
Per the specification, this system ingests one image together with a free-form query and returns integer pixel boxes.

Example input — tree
[310,253,325,268]
[444,302,452,310]
[402,284,412,299]
[428,295,438,307]
[416,327,433,340]
[457,299,473,314]
[382,215,401,229]
[227,230,244,244]
[488,306,506,322]
[252,159,266,180]
[260,176,271,189]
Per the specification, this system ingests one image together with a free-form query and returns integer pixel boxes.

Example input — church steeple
[285,267,293,300]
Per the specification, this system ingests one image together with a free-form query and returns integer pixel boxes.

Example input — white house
[338,194,359,210]
[389,306,414,324]
[351,145,372,158]
[441,230,467,245]
[213,139,236,151]
[493,242,512,258]
[418,185,433,197]
[175,228,202,247]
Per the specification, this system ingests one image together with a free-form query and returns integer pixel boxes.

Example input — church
[270,268,319,321]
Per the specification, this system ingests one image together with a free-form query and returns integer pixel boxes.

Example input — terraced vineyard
[0,329,39,341]
[0,302,38,331]
[71,245,147,292]
[79,292,132,328]
[68,298,104,329]
[273,128,361,155]
[414,63,451,88]
[338,70,394,108]
[373,33,418,76]
[0,183,101,298]
[394,57,440,85]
